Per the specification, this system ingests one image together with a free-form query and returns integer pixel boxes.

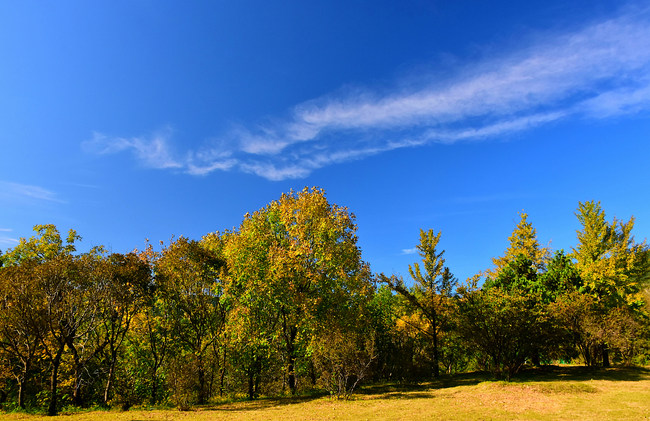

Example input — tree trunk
[287,332,297,395]
[197,355,205,405]
[282,312,298,395]
[103,339,122,406]
[68,342,84,407]
[602,343,610,367]
[219,349,227,397]
[151,371,158,405]
[17,376,25,409]
[309,359,317,386]
[103,356,116,405]
[48,343,65,416]
[150,351,163,404]
[247,363,255,400]
[16,358,29,409]
[432,312,440,378]
[72,370,83,406]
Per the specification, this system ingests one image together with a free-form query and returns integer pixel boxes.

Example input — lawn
[4,366,650,420]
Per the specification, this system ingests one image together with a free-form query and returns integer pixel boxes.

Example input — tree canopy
[0,192,648,413]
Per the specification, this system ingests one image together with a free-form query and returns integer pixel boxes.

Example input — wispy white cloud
[83,127,182,170]
[0,229,18,248]
[0,181,64,204]
[85,6,650,180]
[0,237,19,247]
[401,248,418,255]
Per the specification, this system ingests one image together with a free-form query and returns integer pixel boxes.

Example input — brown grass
[4,366,650,420]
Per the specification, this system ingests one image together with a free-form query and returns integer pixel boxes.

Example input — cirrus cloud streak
[85,7,650,181]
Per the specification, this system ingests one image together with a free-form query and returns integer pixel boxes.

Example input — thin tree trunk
[197,355,205,405]
[16,358,29,409]
[48,343,65,416]
[17,376,25,409]
[103,350,117,405]
[247,350,255,400]
[282,317,298,395]
[432,312,440,378]
[219,349,226,397]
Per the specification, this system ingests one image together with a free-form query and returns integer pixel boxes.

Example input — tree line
[0,187,648,415]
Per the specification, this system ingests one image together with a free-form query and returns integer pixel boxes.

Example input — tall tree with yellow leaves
[382,229,457,378]
[221,187,372,396]
[571,200,650,366]
[490,212,550,278]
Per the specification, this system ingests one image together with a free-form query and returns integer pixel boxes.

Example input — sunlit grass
[4,366,649,420]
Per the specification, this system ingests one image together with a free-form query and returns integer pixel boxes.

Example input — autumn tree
[220,187,372,396]
[2,225,108,415]
[0,261,44,408]
[124,292,173,405]
[220,226,280,399]
[490,212,550,277]
[155,237,226,405]
[382,229,457,378]
[570,201,650,365]
[98,252,152,405]
[572,201,649,308]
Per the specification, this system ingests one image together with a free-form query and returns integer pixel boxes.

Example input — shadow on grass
[132,365,650,413]
[513,365,650,383]
[356,365,650,401]
[194,391,330,413]
[356,371,493,401]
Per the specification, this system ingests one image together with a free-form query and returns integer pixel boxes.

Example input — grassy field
[4,366,650,420]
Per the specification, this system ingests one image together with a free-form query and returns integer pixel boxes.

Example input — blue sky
[1,0,649,282]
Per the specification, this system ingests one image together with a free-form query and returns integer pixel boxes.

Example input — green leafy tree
[367,285,406,380]
[484,255,560,366]
[539,250,582,302]
[456,286,546,380]
[219,225,280,399]
[485,255,539,293]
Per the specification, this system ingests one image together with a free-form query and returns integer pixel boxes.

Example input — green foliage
[2,224,82,266]
[311,326,376,399]
[485,255,539,294]
[456,287,549,380]
[539,250,582,301]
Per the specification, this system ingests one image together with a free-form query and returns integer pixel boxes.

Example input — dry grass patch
[3,366,649,420]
